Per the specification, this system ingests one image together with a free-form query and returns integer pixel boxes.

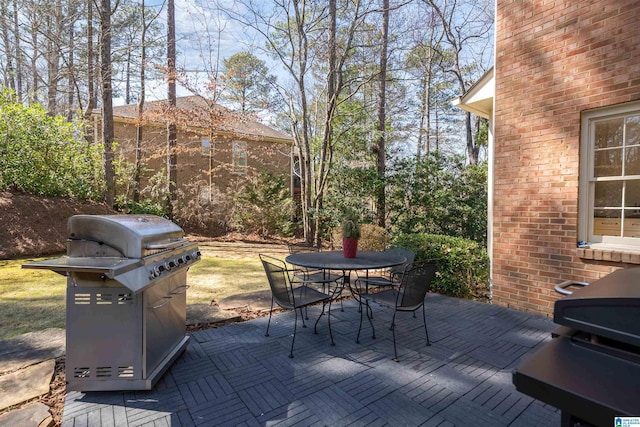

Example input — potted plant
[342,216,361,258]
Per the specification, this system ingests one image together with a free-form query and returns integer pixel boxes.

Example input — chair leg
[328,299,335,346]
[356,298,364,344]
[313,300,335,346]
[265,297,274,337]
[422,304,431,346]
[300,307,307,328]
[289,305,298,358]
[391,311,399,361]
[366,299,375,339]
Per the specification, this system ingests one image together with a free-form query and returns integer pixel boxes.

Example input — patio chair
[260,254,336,358]
[354,247,415,294]
[287,242,343,287]
[359,260,437,361]
[288,242,345,313]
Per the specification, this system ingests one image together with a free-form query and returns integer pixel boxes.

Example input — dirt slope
[0,191,116,259]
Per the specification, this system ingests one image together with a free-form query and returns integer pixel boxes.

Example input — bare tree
[224,0,372,243]
[166,0,177,214]
[100,0,116,206]
[404,6,445,158]
[133,0,164,202]
[422,0,493,165]
[84,0,97,127]
[374,0,389,228]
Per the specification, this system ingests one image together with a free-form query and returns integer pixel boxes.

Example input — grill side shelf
[22,257,142,278]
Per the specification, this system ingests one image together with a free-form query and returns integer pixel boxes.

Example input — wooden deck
[62,295,559,426]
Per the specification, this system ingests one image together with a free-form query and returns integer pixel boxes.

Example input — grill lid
[68,214,184,258]
[554,267,640,347]
[23,214,201,293]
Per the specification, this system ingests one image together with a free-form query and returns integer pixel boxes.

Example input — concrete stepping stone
[0,329,65,374]
[217,289,273,312]
[187,303,241,325]
[0,359,55,411]
[0,402,52,427]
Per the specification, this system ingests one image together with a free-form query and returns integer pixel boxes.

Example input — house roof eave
[452,67,494,119]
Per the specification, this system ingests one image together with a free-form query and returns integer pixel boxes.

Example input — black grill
[513,268,640,426]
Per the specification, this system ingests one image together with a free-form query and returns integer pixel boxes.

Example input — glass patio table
[285,250,407,343]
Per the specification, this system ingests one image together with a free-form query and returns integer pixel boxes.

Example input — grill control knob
[169,260,177,269]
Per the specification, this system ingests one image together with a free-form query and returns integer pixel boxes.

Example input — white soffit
[452,67,494,119]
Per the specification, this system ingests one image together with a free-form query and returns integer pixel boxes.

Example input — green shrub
[0,88,104,200]
[230,172,294,237]
[393,233,490,301]
[386,153,488,247]
[115,199,167,217]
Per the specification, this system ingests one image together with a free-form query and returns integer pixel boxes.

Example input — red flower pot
[342,237,358,258]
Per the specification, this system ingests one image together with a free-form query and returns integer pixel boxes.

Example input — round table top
[285,250,406,271]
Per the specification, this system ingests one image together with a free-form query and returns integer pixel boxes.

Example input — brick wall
[493,0,640,315]
[107,120,291,208]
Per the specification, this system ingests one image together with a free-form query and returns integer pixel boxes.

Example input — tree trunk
[67,21,74,121]
[0,0,15,91]
[134,0,147,203]
[13,1,22,100]
[30,14,38,103]
[84,0,96,143]
[166,0,177,216]
[100,0,115,207]
[375,0,389,228]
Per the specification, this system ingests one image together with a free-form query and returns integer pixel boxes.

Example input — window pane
[593,209,621,236]
[625,180,640,208]
[623,211,640,237]
[625,115,640,146]
[202,139,211,155]
[595,118,623,149]
[594,181,622,207]
[594,149,622,177]
[232,141,247,174]
[626,146,640,175]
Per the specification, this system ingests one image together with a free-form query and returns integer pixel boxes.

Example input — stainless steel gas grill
[23,214,201,391]
[513,268,640,426]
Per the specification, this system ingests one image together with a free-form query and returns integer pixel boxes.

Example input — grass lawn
[0,249,275,339]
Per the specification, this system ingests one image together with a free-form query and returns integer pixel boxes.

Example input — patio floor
[62,294,559,426]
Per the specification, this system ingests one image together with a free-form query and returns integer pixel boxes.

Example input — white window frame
[232,141,247,175]
[579,100,640,250]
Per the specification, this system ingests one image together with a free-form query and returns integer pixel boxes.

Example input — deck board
[62,294,559,426]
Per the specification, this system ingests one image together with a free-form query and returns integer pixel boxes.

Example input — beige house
[93,96,294,209]
[456,1,640,316]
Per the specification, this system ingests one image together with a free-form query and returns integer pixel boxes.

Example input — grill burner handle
[554,280,589,296]
[145,238,190,250]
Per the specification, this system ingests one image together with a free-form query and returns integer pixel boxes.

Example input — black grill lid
[554,267,640,347]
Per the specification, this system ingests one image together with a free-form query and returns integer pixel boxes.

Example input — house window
[580,101,640,248]
[232,141,247,174]
[202,138,212,156]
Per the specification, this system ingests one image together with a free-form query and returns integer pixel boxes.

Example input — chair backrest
[387,248,416,275]
[259,254,294,309]
[397,261,437,310]
[288,242,320,254]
